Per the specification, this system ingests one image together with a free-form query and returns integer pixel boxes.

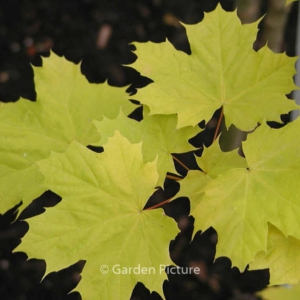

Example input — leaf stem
[172,155,189,171]
[166,174,183,181]
[144,198,172,210]
[213,107,224,142]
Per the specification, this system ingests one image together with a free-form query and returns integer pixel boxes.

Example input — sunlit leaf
[0,52,135,212]
[176,140,246,210]
[179,118,300,270]
[16,132,178,299]
[131,5,298,130]
[251,224,300,285]
[94,110,201,186]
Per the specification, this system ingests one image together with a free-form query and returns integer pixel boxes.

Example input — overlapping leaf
[16,132,178,300]
[176,140,246,210]
[131,5,298,130]
[0,52,135,212]
[179,118,300,270]
[250,224,300,285]
[94,110,201,186]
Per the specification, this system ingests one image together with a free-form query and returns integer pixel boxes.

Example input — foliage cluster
[1,3,300,299]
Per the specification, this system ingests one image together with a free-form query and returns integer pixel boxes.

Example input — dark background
[0,0,298,299]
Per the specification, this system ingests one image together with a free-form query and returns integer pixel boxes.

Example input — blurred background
[0,0,298,101]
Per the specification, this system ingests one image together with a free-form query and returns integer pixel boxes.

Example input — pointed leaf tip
[131,5,299,130]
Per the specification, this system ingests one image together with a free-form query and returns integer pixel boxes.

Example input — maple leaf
[176,140,247,210]
[0,52,135,213]
[94,109,201,186]
[130,5,298,130]
[16,132,178,300]
[178,118,300,270]
[250,224,300,285]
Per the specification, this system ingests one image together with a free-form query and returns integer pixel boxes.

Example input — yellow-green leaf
[258,283,300,300]
[177,140,246,210]
[179,118,300,270]
[94,110,201,186]
[131,5,298,130]
[16,132,178,299]
[0,52,135,213]
[250,224,300,285]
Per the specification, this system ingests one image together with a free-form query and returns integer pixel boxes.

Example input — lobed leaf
[16,132,178,299]
[179,118,300,270]
[0,52,135,213]
[250,224,300,285]
[94,109,201,186]
[131,5,298,130]
[176,140,247,210]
